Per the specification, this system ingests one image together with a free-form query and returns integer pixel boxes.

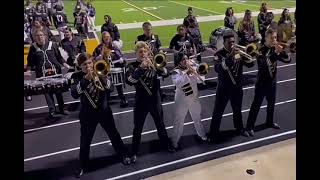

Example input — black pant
[79,108,127,169]
[246,84,276,130]
[44,92,64,113]
[209,84,244,137]
[115,84,125,100]
[76,26,87,39]
[131,97,169,155]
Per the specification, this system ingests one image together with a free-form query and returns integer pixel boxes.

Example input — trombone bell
[197,63,209,76]
[153,52,167,68]
[94,60,110,77]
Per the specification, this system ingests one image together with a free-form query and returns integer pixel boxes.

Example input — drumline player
[93,31,129,108]
[27,29,71,119]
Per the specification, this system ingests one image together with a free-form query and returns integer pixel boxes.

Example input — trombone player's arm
[156,66,169,78]
[171,70,190,88]
[213,53,234,73]
[125,63,146,86]
[70,73,91,99]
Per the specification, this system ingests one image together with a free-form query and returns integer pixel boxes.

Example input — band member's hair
[64,27,73,33]
[188,7,192,11]
[77,52,92,66]
[134,41,149,52]
[265,28,277,37]
[104,15,112,22]
[244,9,252,19]
[142,22,152,28]
[101,31,113,48]
[223,31,235,41]
[177,24,185,31]
[225,7,234,16]
[260,3,267,12]
[174,52,186,67]
[280,8,291,21]
[266,12,274,19]
[31,29,47,40]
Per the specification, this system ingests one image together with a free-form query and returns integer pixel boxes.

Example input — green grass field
[62,0,296,25]
[117,13,291,52]
[26,0,296,52]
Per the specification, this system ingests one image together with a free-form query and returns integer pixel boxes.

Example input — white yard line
[168,0,223,15]
[50,7,295,34]
[121,0,164,20]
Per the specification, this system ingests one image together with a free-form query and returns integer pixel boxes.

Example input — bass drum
[209,27,239,50]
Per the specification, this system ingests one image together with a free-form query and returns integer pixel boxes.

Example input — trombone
[276,39,296,53]
[186,59,209,84]
[232,43,259,62]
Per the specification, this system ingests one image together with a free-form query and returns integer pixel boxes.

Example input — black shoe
[267,122,280,129]
[247,130,254,137]
[236,129,249,137]
[74,168,84,178]
[57,110,70,115]
[167,143,176,153]
[130,155,137,164]
[196,135,209,143]
[48,112,58,119]
[120,99,128,108]
[161,93,167,101]
[122,156,131,165]
[207,136,221,143]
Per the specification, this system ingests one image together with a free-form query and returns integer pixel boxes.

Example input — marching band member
[30,20,53,43]
[258,3,268,36]
[70,53,131,178]
[224,7,237,30]
[183,7,199,28]
[187,24,204,63]
[208,32,255,141]
[136,21,166,100]
[136,22,162,57]
[101,15,123,50]
[171,52,207,149]
[93,31,128,108]
[169,25,197,59]
[278,8,293,26]
[126,41,175,163]
[260,12,277,44]
[246,28,291,136]
[60,27,86,69]
[238,10,258,46]
[27,29,70,119]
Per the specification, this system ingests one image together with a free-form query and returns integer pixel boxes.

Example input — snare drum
[29,80,47,95]
[110,68,125,86]
[45,77,70,93]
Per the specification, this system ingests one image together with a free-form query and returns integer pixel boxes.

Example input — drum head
[209,27,238,50]
[110,67,123,73]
